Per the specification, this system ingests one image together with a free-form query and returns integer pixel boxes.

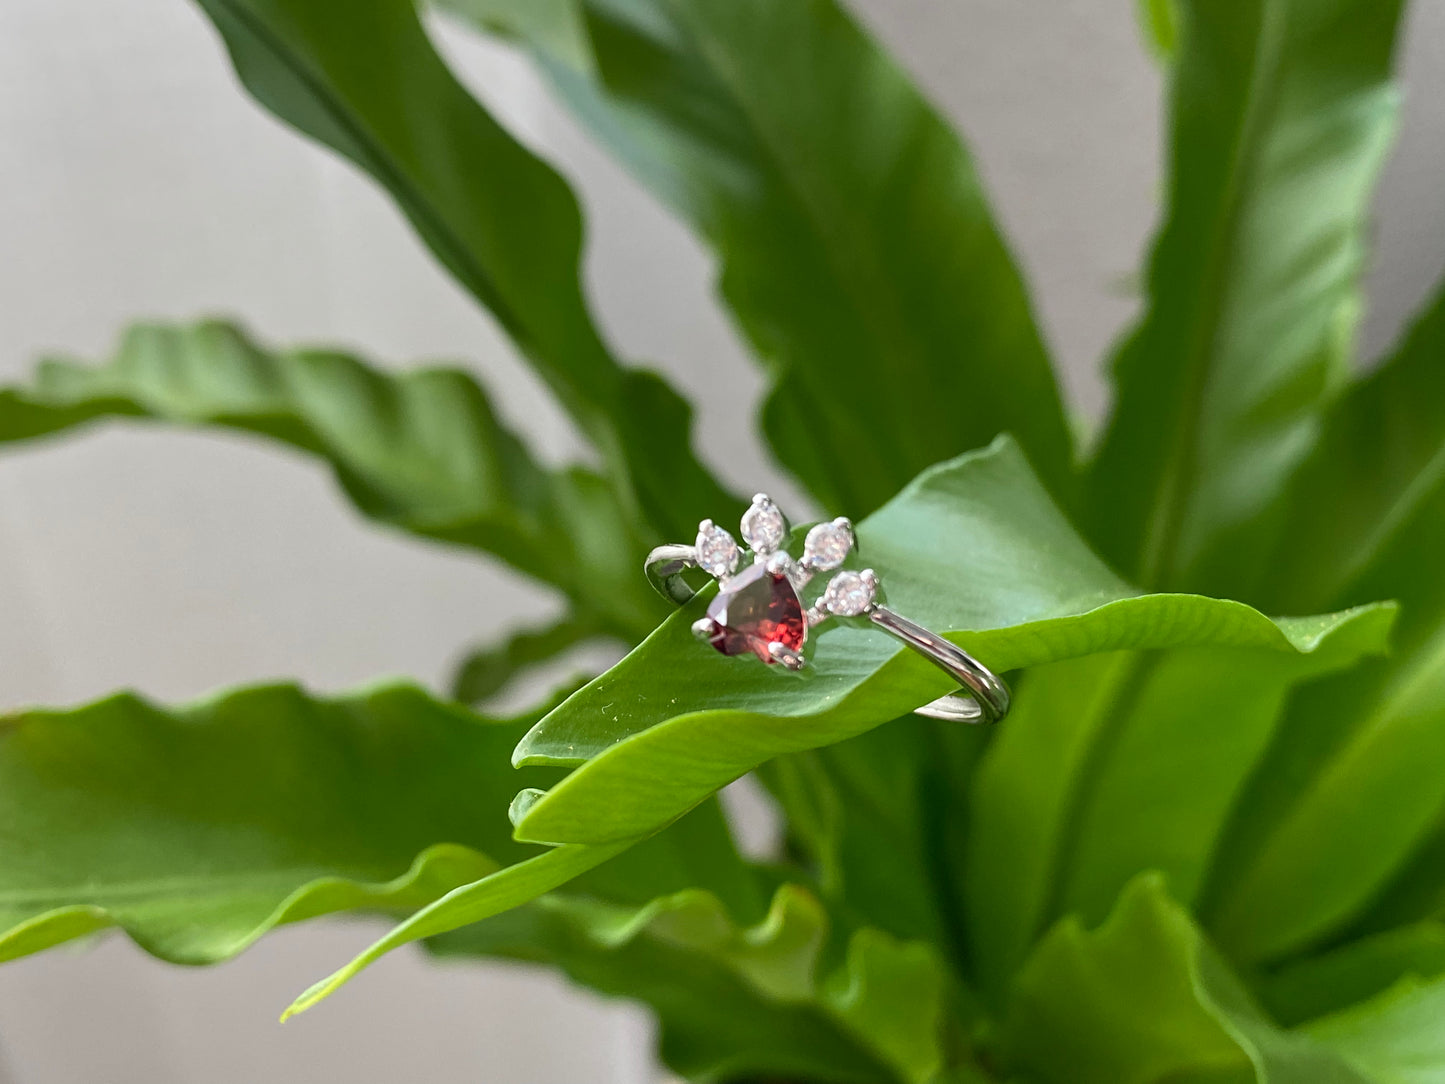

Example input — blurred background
[0,0,1440,1079]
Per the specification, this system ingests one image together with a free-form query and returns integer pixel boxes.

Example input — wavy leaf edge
[511,596,1396,845]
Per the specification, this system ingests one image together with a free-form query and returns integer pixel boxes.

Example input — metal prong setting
[646,498,1011,724]
[768,641,806,670]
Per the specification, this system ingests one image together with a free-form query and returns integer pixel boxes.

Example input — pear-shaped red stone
[704,563,805,663]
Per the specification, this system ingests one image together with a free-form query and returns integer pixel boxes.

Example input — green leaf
[0,681,560,966]
[431,899,882,1083]
[0,673,771,1019]
[192,0,732,538]
[508,437,1393,852]
[965,605,1391,1003]
[0,321,664,637]
[823,928,950,1084]
[1206,642,1445,963]
[759,716,989,956]
[283,840,630,1019]
[1260,922,1445,1027]
[1353,823,1445,937]
[1136,0,1180,61]
[432,882,951,1084]
[1003,874,1371,1084]
[444,0,591,69]
[1204,283,1445,963]
[440,0,1073,514]
[1084,0,1404,595]
[1261,278,1445,616]
[451,613,621,703]
[1305,973,1445,1083]
[288,754,776,1019]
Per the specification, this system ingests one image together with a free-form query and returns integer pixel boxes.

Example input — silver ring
[644,494,1010,724]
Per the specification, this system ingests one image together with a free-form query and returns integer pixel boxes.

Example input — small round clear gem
[803,519,853,571]
[695,523,739,577]
[740,497,787,554]
[824,570,875,616]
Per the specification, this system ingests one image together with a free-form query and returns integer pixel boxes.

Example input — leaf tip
[281,972,341,1023]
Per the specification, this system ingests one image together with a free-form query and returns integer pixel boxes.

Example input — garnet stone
[702,562,805,663]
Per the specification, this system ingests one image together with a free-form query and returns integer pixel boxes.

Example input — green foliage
[1085,0,1403,596]
[432,886,946,1083]
[451,613,621,703]
[1303,973,1445,1083]
[0,321,661,637]
[1203,283,1445,964]
[442,0,1074,513]
[1004,875,1372,1084]
[508,439,1392,850]
[0,682,549,965]
[195,0,734,541]
[1135,0,1180,62]
[1,0,1442,1079]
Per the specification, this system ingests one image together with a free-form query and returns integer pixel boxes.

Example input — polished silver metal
[643,494,1011,725]
[647,543,706,605]
[767,641,807,671]
[867,606,1009,723]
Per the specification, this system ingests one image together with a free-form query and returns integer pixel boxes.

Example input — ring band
[644,495,1010,724]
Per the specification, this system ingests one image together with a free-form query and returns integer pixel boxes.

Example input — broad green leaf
[1353,823,1445,937]
[1084,0,1403,595]
[440,0,1073,514]
[192,0,732,538]
[965,605,1391,1003]
[451,613,621,703]
[1260,281,1445,615]
[1206,643,1445,962]
[432,882,950,1084]
[1003,874,1370,1084]
[1305,973,1445,1083]
[0,681,558,966]
[288,748,772,1018]
[1055,638,1384,925]
[509,438,1393,852]
[1261,922,1445,1026]
[0,321,661,637]
[823,928,950,1084]
[757,716,989,955]
[1205,284,1445,963]
[0,674,767,1018]
[564,790,766,921]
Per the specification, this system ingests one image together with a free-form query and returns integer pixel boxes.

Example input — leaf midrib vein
[1226,616,1445,921]
[1335,438,1445,602]
[1139,2,1290,589]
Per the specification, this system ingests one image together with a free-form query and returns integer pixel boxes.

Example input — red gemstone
[703,562,805,663]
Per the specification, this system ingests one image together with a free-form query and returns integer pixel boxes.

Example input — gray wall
[0,1,1440,1080]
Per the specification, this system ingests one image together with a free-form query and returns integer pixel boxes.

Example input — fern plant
[2,0,1443,1080]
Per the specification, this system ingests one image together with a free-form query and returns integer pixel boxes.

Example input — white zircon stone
[740,496,787,554]
[695,522,740,577]
[803,518,853,571]
[824,570,876,617]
